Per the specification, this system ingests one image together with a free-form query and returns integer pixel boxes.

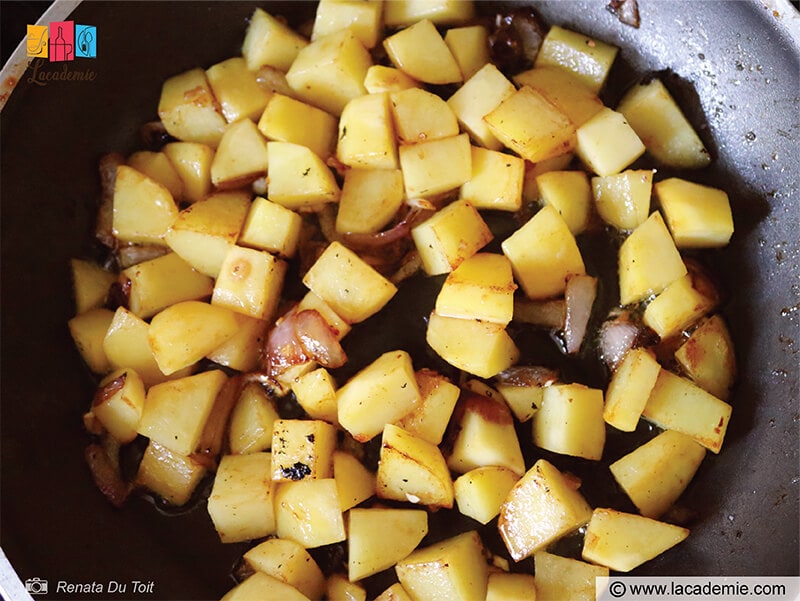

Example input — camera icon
[24,577,49,595]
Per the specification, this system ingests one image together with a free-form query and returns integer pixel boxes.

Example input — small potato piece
[435,253,516,325]
[274,479,346,549]
[209,119,268,189]
[243,538,326,600]
[206,312,267,372]
[375,583,414,601]
[444,25,489,81]
[395,531,488,601]
[112,165,178,245]
[576,107,645,176]
[383,19,462,85]
[336,168,405,235]
[296,291,351,341]
[592,169,654,230]
[454,466,520,525]
[337,92,398,170]
[242,9,307,72]
[655,177,734,248]
[103,307,174,386]
[70,259,115,315]
[390,87,459,144]
[643,273,716,340]
[238,196,303,258]
[348,508,429,581]
[582,508,689,572]
[533,551,608,601]
[333,450,376,511]
[485,572,537,601]
[136,440,207,506]
[534,25,618,93]
[92,369,146,443]
[399,133,472,198]
[514,66,604,127]
[364,65,420,94]
[394,369,460,446]
[207,452,276,543]
[211,245,287,321]
[206,57,271,123]
[312,0,382,49]
[162,142,215,203]
[460,147,524,212]
[536,170,592,235]
[674,314,736,400]
[271,419,337,482]
[68,308,115,374]
[327,574,366,601]
[222,572,310,601]
[258,94,338,160]
[532,383,606,460]
[603,347,661,432]
[266,141,341,209]
[384,0,475,27]
[127,151,184,201]
[157,68,226,147]
[228,381,279,455]
[292,368,339,425]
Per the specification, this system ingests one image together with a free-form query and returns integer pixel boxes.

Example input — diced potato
[655,177,734,248]
[384,0,475,27]
[271,419,337,482]
[238,196,303,258]
[521,153,575,202]
[485,86,575,163]
[384,19,462,85]
[533,551,608,601]
[375,583,414,601]
[92,369,146,443]
[120,252,214,319]
[532,383,605,460]
[514,66,604,127]
[610,429,706,519]
[426,312,519,379]
[207,452,276,543]
[292,368,339,425]
[435,253,516,325]
[112,165,178,245]
[591,169,654,230]
[460,147,524,212]
[675,314,736,400]
[494,381,547,423]
[643,273,716,339]
[274,478,346,548]
[165,190,251,278]
[534,25,618,93]
[211,245,287,321]
[228,381,280,455]
[157,68,227,147]
[137,369,228,455]
[395,369,460,445]
[348,508,429,581]
[364,65,420,94]
[336,168,405,235]
[377,424,454,508]
[127,150,184,202]
[583,508,689,572]
[390,87,459,144]
[536,170,592,235]
[206,312,266,372]
[337,350,419,442]
[576,107,645,176]
[447,63,515,151]
[337,92,398,170]
[68,308,115,374]
[209,119,269,189]
[162,142,215,203]
[333,450,376,511]
[485,572,537,601]
[242,8,309,72]
[498,459,592,561]
[618,211,687,306]
[244,538,325,600]
[103,307,174,386]
[206,57,271,123]
[303,241,397,324]
[312,0,382,48]
[399,133,472,198]
[444,25,489,80]
[448,393,525,475]
[286,28,371,116]
[70,258,115,315]
[148,301,239,375]
[411,199,492,275]
[617,78,711,169]
[221,572,310,601]
[501,205,586,300]
[395,531,488,601]
[266,141,341,209]
[454,466,520,525]
[259,93,338,160]
[327,574,366,601]
[642,369,732,453]
[136,440,207,506]
[603,347,661,432]
[297,291,351,341]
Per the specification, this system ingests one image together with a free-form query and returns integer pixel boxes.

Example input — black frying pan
[1,2,798,600]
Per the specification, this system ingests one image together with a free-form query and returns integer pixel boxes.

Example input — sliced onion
[263,307,347,377]
[96,152,125,249]
[599,310,641,370]
[340,207,432,250]
[607,0,641,28]
[85,442,132,509]
[564,275,598,354]
[496,365,559,387]
[514,297,566,329]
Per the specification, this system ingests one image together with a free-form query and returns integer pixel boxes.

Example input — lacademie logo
[27,21,97,61]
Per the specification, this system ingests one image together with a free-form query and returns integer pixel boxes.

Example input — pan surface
[0,1,798,599]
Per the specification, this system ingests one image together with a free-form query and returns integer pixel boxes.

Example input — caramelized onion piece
[340,207,432,250]
[489,7,546,73]
[140,120,172,150]
[598,310,642,370]
[607,0,641,28]
[563,275,598,354]
[496,365,559,387]
[96,152,125,249]
[263,308,347,377]
[85,442,132,509]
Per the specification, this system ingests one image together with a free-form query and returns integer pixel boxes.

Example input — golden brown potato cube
[618,211,687,306]
[400,133,473,197]
[591,169,654,230]
[228,381,280,455]
[460,147,524,212]
[485,573,537,601]
[536,170,592,235]
[312,0,382,48]
[112,165,178,245]
[333,450,376,511]
[238,196,302,258]
[68,308,115,374]
[258,93,338,160]
[674,314,736,400]
[532,383,605,460]
[383,19,462,85]
[162,141,215,203]
[286,28,371,116]
[395,531,488,601]
[297,291,351,340]
[533,551,608,601]
[70,258,115,315]
[266,141,341,209]
[206,57,271,123]
[348,508,429,581]
[501,205,585,300]
[165,190,251,278]
[292,368,339,425]
[136,440,207,506]
[209,119,268,189]
[384,0,475,27]
[207,452,276,543]
[484,86,575,163]
[603,347,661,432]
[271,419,337,482]
[221,572,310,601]
[514,66,604,127]
[576,107,646,176]
[212,245,287,321]
[394,368,460,445]
[444,25,489,81]
[375,583,413,601]
[521,152,574,202]
[655,177,734,248]
[303,241,397,324]
[643,273,716,340]
[336,168,405,235]
[127,150,184,201]
[390,87,459,144]
[275,478,346,548]
[121,252,214,320]
[411,199,492,275]
[494,381,545,423]
[327,574,366,601]
[364,65,421,94]
[103,307,175,386]
[610,429,706,519]
[242,8,309,72]
[244,538,325,600]
[454,466,520,525]
[157,68,227,147]
[92,369,146,443]
[206,312,267,372]
[337,92,398,170]
[534,25,618,93]
[377,424,454,508]
[498,459,593,561]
